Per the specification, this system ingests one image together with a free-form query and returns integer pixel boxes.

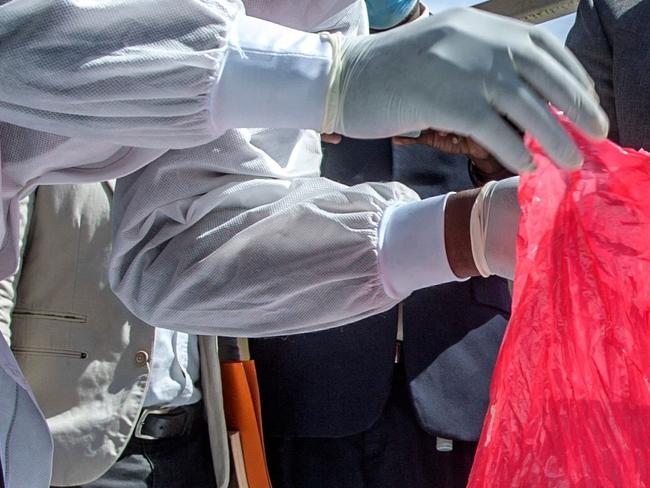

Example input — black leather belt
[134,401,204,440]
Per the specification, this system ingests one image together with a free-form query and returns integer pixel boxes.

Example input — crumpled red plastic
[468,115,650,488]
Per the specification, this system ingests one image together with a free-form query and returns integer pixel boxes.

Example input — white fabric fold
[378,193,461,298]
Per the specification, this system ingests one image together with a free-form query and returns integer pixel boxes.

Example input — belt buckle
[134,406,175,440]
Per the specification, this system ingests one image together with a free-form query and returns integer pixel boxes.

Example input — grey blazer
[567,0,650,150]
[1,183,229,487]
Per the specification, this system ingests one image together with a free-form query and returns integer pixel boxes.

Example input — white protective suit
[0,1,439,485]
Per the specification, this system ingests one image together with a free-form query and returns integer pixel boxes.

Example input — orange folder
[220,360,271,488]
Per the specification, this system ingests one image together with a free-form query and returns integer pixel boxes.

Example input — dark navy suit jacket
[567,0,650,151]
[250,138,511,441]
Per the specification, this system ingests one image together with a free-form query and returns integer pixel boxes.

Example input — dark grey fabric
[68,409,216,488]
[251,309,398,437]
[266,366,476,488]
[404,278,510,441]
[408,314,507,441]
[567,0,650,150]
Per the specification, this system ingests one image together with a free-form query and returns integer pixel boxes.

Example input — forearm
[108,123,517,335]
[109,160,421,336]
[383,179,519,286]
[445,189,481,278]
[111,189,486,337]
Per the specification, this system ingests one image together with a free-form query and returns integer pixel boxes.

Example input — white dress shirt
[144,330,202,408]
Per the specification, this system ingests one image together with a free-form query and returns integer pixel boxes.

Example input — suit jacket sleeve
[566,0,618,142]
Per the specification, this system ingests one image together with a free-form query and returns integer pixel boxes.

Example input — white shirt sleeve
[109,130,460,338]
[0,0,334,149]
[211,15,334,134]
[378,194,460,298]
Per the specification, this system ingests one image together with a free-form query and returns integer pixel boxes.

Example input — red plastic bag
[468,116,650,488]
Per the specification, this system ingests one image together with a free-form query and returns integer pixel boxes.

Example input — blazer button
[134,350,149,366]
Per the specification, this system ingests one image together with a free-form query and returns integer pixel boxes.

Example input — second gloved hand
[321,8,609,173]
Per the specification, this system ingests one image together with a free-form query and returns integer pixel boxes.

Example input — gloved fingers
[528,28,596,94]
[514,47,609,140]
[470,110,534,173]
[491,80,583,170]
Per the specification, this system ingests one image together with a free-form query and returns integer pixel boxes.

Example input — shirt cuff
[377,194,463,299]
[210,15,333,134]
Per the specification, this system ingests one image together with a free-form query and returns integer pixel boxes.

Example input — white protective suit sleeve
[0,0,357,279]
[0,0,340,149]
[109,128,459,337]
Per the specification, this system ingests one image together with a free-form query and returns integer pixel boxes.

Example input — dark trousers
[266,366,477,488]
[68,409,217,488]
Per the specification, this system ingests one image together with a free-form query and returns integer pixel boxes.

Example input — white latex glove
[470,177,520,280]
[322,8,609,173]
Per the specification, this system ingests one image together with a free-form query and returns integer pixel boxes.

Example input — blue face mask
[365,0,419,30]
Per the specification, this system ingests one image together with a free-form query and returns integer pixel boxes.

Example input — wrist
[445,189,481,278]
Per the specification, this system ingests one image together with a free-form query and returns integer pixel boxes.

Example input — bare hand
[393,129,489,157]
[393,129,505,176]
